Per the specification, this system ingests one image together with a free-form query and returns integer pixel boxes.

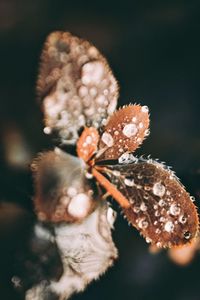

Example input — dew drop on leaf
[98,157,199,248]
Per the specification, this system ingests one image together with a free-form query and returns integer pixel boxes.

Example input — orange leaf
[77,127,99,162]
[98,104,150,160]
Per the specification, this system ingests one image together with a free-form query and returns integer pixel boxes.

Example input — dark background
[0,1,200,299]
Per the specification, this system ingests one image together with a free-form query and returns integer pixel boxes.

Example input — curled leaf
[97,156,199,248]
[37,31,119,144]
[98,104,150,160]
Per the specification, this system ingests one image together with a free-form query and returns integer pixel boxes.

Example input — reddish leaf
[98,104,150,160]
[96,156,199,248]
[77,127,99,162]
[31,149,97,223]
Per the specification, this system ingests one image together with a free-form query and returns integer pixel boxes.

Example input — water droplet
[155,210,160,217]
[79,86,88,97]
[132,116,137,123]
[101,132,114,147]
[153,183,166,197]
[43,126,52,134]
[68,193,91,218]
[156,241,162,247]
[145,129,150,136]
[118,152,137,164]
[89,87,97,97]
[138,218,149,229]
[136,184,142,189]
[179,215,187,224]
[124,178,135,187]
[144,186,151,191]
[82,61,104,85]
[96,95,106,105]
[139,122,143,129]
[101,118,108,126]
[140,202,147,211]
[123,123,138,138]
[113,170,121,176]
[169,203,181,216]
[85,135,93,144]
[164,221,174,233]
[190,196,195,202]
[133,206,140,213]
[184,231,191,239]
[154,221,158,225]
[114,130,119,135]
[158,199,166,207]
[159,217,166,222]
[141,105,149,113]
[153,204,158,210]
[85,172,93,179]
[146,237,152,243]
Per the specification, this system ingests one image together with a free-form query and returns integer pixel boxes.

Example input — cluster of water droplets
[112,160,194,247]
[99,105,150,159]
[55,185,94,220]
[152,182,188,233]
[78,128,99,160]
[41,32,118,144]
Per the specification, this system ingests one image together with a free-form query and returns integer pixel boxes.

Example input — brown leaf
[97,156,199,248]
[31,149,97,223]
[36,31,119,144]
[97,104,150,160]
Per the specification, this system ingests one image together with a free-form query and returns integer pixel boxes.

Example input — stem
[92,167,130,209]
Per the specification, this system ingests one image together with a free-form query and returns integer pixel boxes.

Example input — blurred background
[0,0,200,299]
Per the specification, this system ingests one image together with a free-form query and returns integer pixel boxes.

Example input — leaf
[96,156,199,248]
[31,149,97,223]
[37,31,119,144]
[77,127,99,162]
[97,104,150,160]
